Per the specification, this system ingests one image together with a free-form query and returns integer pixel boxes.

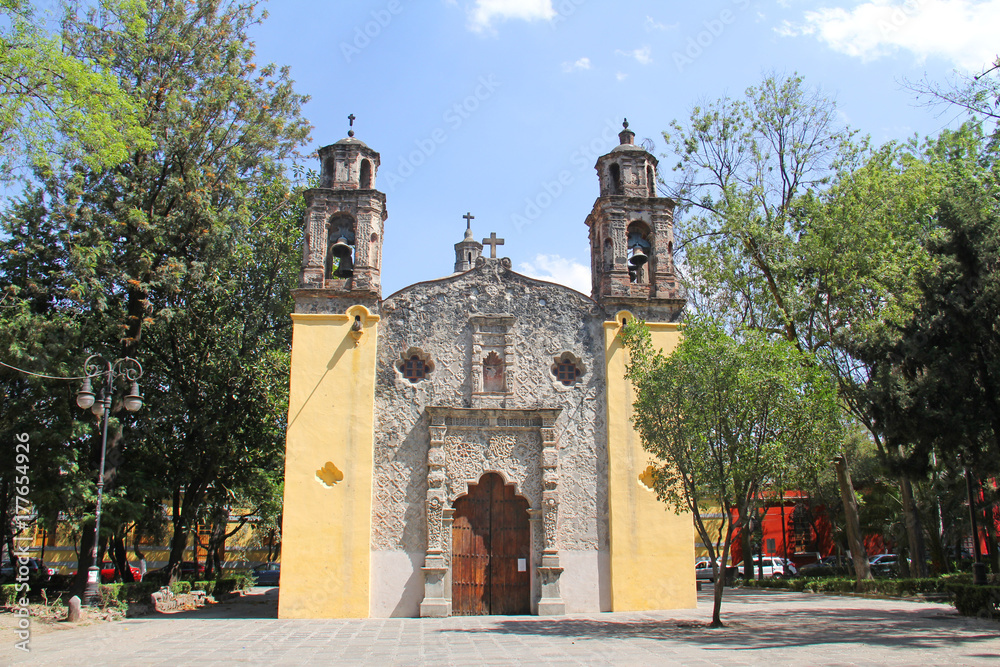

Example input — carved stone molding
[420,406,565,616]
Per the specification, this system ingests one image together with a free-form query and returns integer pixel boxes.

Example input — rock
[67,595,81,622]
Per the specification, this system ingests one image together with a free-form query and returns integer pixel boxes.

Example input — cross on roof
[463,212,475,230]
[482,232,504,258]
[348,114,356,127]
[348,113,356,137]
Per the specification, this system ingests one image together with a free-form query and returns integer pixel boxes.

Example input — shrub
[741,577,957,597]
[96,584,128,611]
[232,574,255,592]
[169,581,192,595]
[950,584,1000,618]
[2,584,20,606]
[191,580,216,596]
[122,581,161,604]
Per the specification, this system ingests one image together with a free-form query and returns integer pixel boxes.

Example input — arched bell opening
[360,159,372,189]
[609,163,622,195]
[325,214,356,279]
[451,472,531,616]
[626,221,652,284]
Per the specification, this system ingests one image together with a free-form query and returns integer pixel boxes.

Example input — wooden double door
[452,473,531,615]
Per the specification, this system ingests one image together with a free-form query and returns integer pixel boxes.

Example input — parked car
[869,553,907,577]
[0,558,54,584]
[695,559,738,584]
[145,561,207,582]
[71,561,143,583]
[252,562,280,587]
[800,555,853,574]
[749,556,797,579]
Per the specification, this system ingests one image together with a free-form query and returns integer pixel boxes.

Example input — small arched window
[483,351,504,393]
[360,159,372,188]
[609,163,622,195]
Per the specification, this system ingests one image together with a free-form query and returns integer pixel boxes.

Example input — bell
[330,237,352,260]
[628,245,648,268]
[330,237,354,277]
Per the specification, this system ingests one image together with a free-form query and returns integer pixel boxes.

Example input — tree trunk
[741,520,753,580]
[110,531,135,583]
[832,454,872,583]
[899,475,929,577]
[711,523,736,628]
[71,522,97,598]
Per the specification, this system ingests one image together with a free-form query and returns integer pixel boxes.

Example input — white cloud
[778,0,1000,71]
[464,0,557,33]
[616,46,653,65]
[561,57,591,72]
[644,16,676,31]
[518,254,591,294]
[616,71,628,81]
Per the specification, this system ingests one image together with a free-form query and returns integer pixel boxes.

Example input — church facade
[278,122,696,618]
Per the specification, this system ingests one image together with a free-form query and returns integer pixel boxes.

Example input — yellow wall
[279,305,379,618]
[604,311,696,611]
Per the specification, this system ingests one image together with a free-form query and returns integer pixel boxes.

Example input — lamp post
[75,355,143,605]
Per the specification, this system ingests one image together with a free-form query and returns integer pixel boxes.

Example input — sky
[247,0,998,297]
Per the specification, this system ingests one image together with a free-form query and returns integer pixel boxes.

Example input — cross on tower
[482,232,504,258]
[348,113,356,137]
[463,212,475,230]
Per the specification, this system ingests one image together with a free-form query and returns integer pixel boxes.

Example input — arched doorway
[452,473,530,615]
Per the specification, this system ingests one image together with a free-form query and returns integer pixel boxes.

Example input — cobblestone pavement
[4,587,999,666]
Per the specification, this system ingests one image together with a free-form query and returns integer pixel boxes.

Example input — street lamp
[75,355,143,605]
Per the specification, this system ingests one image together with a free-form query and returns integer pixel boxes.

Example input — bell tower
[453,212,483,273]
[281,117,384,619]
[300,118,386,298]
[586,120,684,320]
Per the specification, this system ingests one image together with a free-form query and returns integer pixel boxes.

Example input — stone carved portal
[420,407,565,617]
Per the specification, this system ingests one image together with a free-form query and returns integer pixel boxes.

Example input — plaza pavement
[4,586,999,666]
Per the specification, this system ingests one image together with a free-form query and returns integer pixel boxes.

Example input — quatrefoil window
[551,352,585,387]
[397,347,434,384]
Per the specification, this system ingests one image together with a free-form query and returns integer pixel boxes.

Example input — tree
[0,0,309,590]
[664,74,954,576]
[0,0,153,176]
[850,167,1000,569]
[620,316,841,627]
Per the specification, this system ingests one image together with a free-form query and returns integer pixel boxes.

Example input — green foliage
[1,0,309,584]
[620,315,842,625]
[742,576,959,597]
[951,584,1000,618]
[96,583,129,611]
[191,577,245,596]
[169,580,191,595]
[0,0,154,176]
[1,584,18,606]
[850,140,1000,473]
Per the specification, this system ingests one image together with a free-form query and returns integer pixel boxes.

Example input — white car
[750,556,797,578]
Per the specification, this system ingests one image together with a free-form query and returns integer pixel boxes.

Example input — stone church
[278,122,695,619]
